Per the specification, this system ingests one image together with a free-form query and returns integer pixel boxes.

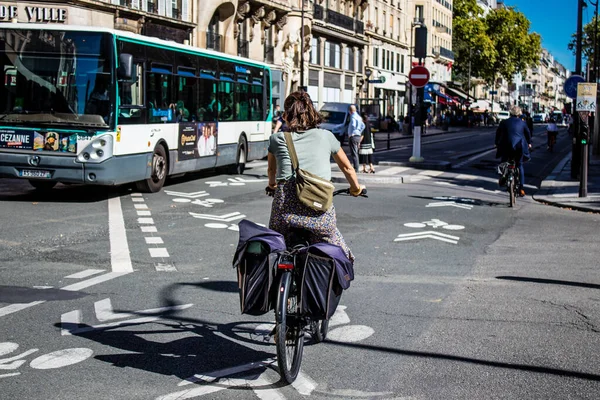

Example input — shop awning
[424,83,455,104]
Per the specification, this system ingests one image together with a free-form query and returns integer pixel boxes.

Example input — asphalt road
[1,130,599,399]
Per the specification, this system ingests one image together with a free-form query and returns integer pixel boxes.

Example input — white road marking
[132,198,145,202]
[179,359,276,386]
[65,269,105,279]
[155,263,178,272]
[455,174,478,180]
[329,305,351,327]
[61,272,130,292]
[32,286,53,289]
[60,310,81,335]
[0,301,45,318]
[405,223,426,228]
[0,343,19,357]
[137,210,152,216]
[130,193,143,197]
[293,371,318,396]
[138,217,155,224]
[0,372,20,378]
[453,148,496,168]
[108,197,134,273]
[141,226,158,233]
[189,211,246,222]
[165,190,209,199]
[145,237,164,245]
[149,248,170,258]
[379,166,410,175]
[173,198,192,203]
[29,348,93,370]
[426,201,473,210]
[418,170,445,177]
[134,204,149,209]
[0,348,38,369]
[94,298,136,321]
[395,231,460,244]
[327,325,375,343]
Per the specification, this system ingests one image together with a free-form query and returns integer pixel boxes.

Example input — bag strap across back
[283,132,300,171]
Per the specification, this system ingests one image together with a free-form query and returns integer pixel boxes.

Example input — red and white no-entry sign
[408,66,430,88]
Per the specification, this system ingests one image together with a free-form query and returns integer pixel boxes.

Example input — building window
[344,47,354,71]
[401,54,405,73]
[358,49,363,74]
[387,50,391,70]
[325,41,341,69]
[382,50,386,70]
[310,37,320,65]
[334,43,341,68]
[415,5,424,22]
[373,47,379,67]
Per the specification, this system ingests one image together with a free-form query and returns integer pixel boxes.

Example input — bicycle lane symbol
[0,341,93,379]
[155,306,380,400]
[395,219,465,244]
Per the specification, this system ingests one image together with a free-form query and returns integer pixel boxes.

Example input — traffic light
[580,124,589,145]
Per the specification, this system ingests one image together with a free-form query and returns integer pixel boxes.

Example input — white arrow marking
[189,211,246,222]
[165,190,209,198]
[426,201,473,210]
[394,231,460,244]
[0,301,45,318]
[65,269,106,279]
[179,358,276,386]
[0,372,20,378]
[476,187,503,194]
[329,305,351,327]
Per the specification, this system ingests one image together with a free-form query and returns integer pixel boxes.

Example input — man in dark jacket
[495,106,532,196]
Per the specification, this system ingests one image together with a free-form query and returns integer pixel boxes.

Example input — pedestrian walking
[346,105,364,172]
[359,112,375,173]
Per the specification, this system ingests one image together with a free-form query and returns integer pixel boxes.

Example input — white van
[318,102,354,144]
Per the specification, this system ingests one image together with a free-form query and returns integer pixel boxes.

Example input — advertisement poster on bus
[178,122,218,160]
[0,129,78,153]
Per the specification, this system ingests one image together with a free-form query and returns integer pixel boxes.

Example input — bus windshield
[0,29,114,129]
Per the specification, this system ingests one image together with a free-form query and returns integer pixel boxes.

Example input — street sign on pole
[489,90,498,95]
[576,82,597,112]
[564,74,586,99]
[408,66,430,88]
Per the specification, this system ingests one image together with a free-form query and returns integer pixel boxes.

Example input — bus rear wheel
[228,138,247,175]
[29,180,57,191]
[136,145,167,193]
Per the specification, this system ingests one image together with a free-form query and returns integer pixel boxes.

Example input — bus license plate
[20,169,51,179]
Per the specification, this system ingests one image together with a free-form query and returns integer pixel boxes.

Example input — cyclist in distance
[546,117,558,151]
[495,106,532,197]
[267,91,363,262]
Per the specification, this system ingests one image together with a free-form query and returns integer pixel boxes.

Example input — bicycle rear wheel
[275,271,304,383]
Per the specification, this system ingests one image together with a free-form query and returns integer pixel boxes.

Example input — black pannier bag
[233,220,286,316]
[298,243,355,320]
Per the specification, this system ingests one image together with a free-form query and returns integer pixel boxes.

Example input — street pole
[593,1,600,156]
[468,48,472,100]
[408,23,414,136]
[299,0,305,92]
[572,0,584,180]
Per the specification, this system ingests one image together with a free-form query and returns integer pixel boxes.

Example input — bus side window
[198,79,218,122]
[118,63,144,124]
[236,83,249,121]
[147,71,174,123]
[218,81,234,122]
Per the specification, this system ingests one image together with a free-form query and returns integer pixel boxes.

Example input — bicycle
[547,130,558,152]
[269,187,367,383]
[498,160,520,207]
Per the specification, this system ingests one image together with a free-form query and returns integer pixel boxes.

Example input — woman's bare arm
[333,148,362,196]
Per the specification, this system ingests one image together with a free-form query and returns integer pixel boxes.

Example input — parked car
[318,102,354,144]
[532,113,547,123]
[496,111,510,122]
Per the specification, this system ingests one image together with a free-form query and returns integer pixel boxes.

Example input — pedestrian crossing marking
[378,166,410,175]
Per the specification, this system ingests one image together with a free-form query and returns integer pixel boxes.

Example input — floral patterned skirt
[269,179,354,262]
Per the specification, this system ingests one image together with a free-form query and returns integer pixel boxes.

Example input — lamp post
[299,0,308,92]
[365,67,372,99]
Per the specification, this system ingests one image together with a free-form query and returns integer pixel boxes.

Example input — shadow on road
[497,276,600,290]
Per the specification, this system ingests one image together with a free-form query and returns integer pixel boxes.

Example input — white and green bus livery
[0,24,272,192]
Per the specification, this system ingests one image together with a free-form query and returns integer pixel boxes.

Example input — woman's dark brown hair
[282,91,323,132]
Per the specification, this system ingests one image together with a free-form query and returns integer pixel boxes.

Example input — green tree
[451,0,496,84]
[452,2,541,86]
[568,15,599,72]
[482,7,541,84]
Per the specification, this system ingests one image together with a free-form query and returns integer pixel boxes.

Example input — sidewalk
[532,153,600,212]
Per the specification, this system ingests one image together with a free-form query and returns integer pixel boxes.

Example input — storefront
[371,71,407,121]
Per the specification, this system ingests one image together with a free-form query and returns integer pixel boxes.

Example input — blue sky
[504,1,584,72]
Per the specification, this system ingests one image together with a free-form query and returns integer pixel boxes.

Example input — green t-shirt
[268,128,341,181]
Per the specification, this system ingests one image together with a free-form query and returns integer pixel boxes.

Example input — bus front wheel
[228,138,246,175]
[136,145,168,193]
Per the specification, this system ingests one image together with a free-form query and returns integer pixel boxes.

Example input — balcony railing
[264,45,274,64]
[206,32,222,52]
[238,39,249,58]
[327,9,354,31]
[439,46,454,61]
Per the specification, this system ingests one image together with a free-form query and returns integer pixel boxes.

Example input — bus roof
[0,23,271,69]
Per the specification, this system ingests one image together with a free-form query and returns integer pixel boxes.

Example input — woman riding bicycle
[267,91,363,262]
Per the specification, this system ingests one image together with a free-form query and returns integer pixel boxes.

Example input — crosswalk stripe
[418,170,445,177]
[379,166,410,175]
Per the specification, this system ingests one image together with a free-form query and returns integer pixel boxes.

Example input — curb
[378,160,452,171]
[531,196,600,213]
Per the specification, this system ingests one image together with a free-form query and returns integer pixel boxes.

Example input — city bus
[0,24,272,192]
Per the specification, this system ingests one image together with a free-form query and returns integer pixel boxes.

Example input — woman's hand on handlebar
[265,184,276,197]
[350,185,365,197]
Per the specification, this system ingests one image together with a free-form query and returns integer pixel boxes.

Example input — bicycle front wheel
[275,271,304,383]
